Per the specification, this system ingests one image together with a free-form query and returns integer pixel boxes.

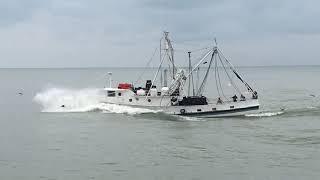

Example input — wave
[34,88,159,115]
[245,111,284,117]
[282,106,320,117]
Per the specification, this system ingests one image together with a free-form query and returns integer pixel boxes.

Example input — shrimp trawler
[102,32,259,117]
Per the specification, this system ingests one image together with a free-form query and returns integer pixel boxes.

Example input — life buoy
[180,109,186,114]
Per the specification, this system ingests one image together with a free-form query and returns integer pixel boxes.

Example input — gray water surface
[0,66,320,180]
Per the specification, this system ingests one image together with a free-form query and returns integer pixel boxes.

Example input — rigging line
[216,54,229,101]
[164,44,177,80]
[217,52,242,94]
[165,49,213,96]
[174,46,210,53]
[185,49,214,78]
[190,49,214,69]
[171,39,212,48]
[167,53,177,73]
[214,54,222,99]
[146,50,168,98]
[189,46,211,53]
[219,53,242,94]
[217,48,254,92]
[166,59,175,80]
[216,53,229,101]
[134,47,158,85]
[197,50,215,96]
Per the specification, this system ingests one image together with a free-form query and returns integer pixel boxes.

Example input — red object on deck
[118,83,132,89]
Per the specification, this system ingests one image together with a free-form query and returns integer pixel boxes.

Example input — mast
[163,31,176,80]
[108,72,113,88]
[188,51,191,96]
[160,38,163,87]
[196,67,199,93]
[163,69,168,87]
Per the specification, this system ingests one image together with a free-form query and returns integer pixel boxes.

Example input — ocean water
[0,66,320,180]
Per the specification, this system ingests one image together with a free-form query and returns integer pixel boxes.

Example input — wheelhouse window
[107,91,116,97]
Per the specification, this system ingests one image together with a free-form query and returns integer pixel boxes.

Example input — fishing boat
[102,32,259,117]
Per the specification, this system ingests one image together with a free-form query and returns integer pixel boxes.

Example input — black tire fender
[171,97,177,102]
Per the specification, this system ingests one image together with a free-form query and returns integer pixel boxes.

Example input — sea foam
[245,111,284,117]
[34,88,159,114]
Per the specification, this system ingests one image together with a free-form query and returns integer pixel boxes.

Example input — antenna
[214,38,218,47]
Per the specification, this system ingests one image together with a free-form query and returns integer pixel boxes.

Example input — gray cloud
[0,0,45,26]
[0,0,319,67]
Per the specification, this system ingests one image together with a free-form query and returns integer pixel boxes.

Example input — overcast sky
[0,0,319,68]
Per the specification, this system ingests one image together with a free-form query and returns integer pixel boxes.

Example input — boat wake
[244,105,320,118]
[245,111,284,117]
[34,88,160,115]
[100,103,161,115]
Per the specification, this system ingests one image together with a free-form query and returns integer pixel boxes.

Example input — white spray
[34,87,159,114]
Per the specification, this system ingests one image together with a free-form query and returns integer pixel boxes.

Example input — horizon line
[0,64,320,69]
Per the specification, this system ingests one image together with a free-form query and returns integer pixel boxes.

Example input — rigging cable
[146,50,168,97]
[134,47,158,85]
[214,53,222,99]
[197,50,215,96]
[215,53,229,101]
[217,52,242,94]
[189,46,211,53]
[217,48,255,93]
[173,46,210,53]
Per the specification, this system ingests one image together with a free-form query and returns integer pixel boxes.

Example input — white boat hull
[148,99,259,118]
[101,88,259,118]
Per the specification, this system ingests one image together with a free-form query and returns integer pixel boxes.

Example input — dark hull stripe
[178,105,259,117]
